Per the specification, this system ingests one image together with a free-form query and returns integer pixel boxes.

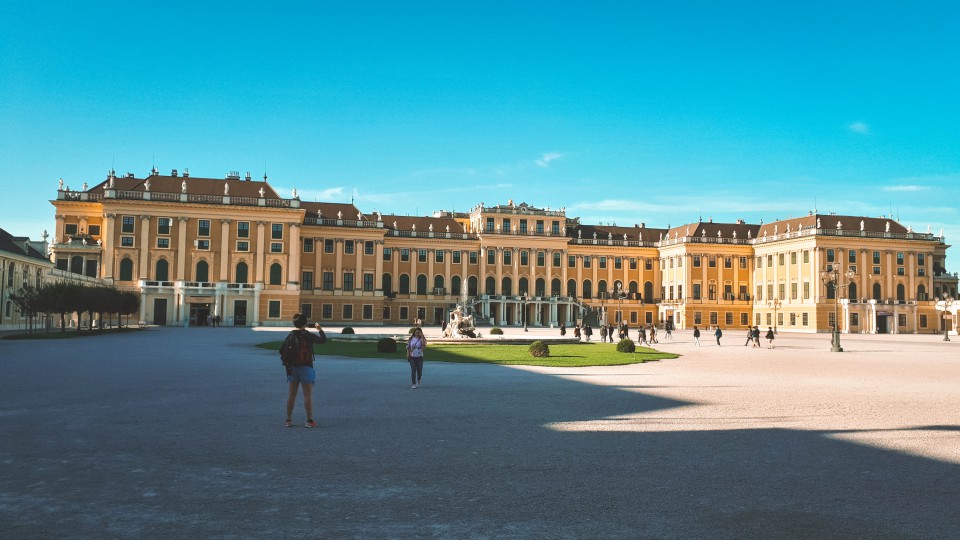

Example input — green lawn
[257,339,679,367]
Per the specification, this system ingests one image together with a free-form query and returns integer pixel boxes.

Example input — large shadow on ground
[0,329,957,539]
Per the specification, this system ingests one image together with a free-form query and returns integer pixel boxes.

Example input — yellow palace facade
[50,169,958,334]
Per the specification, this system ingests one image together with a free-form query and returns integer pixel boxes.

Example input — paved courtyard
[1,326,958,539]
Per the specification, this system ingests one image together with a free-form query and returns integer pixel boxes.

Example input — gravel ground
[1,326,958,539]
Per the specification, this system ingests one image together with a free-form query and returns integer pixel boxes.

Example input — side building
[49,169,957,334]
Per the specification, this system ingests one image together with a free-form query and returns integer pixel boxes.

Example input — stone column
[354,238,362,293]
[176,217,188,281]
[495,247,503,294]
[408,245,415,293]
[102,213,115,280]
[139,216,151,279]
[255,222,266,283]
[375,240,384,294]
[219,219,231,283]
[287,224,301,289]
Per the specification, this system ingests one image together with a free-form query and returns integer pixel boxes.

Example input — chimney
[245,172,252,181]
[183,168,190,178]
[171,169,178,177]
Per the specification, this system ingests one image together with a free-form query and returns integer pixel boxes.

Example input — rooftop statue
[224,182,230,195]
[181,180,187,193]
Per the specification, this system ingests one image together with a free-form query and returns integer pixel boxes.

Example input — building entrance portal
[153,299,167,326]
[876,314,890,334]
[234,301,247,326]
[190,303,211,326]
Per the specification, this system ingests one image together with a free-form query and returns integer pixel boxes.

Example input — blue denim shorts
[287,366,316,385]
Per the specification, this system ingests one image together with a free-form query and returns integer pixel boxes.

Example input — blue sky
[2,1,958,257]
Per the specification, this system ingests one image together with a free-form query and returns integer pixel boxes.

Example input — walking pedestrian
[665,321,673,340]
[693,326,701,346]
[407,327,427,389]
[600,324,608,343]
[744,327,753,346]
[714,326,723,346]
[584,324,593,342]
[559,323,566,337]
[765,327,775,348]
[574,325,581,340]
[280,313,327,428]
[649,325,658,344]
[752,326,761,348]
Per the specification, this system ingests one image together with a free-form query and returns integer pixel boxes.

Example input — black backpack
[280,331,304,366]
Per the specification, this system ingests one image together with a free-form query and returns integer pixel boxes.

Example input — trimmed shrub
[616,338,636,353]
[490,327,504,335]
[528,340,550,358]
[377,337,398,353]
[341,327,355,334]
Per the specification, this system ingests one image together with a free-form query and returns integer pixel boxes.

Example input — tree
[8,286,39,333]
[120,291,140,327]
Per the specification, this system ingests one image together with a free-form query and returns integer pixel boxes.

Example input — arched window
[485,276,496,295]
[535,278,545,296]
[451,275,461,295]
[399,274,410,294]
[502,277,512,296]
[613,280,623,296]
[235,262,248,284]
[644,281,654,303]
[434,274,445,294]
[917,284,927,301]
[848,283,857,302]
[6,262,13,286]
[468,276,478,296]
[518,277,529,295]
[156,259,169,282]
[873,283,882,301]
[567,279,577,298]
[416,274,428,295]
[196,261,209,283]
[826,281,836,300]
[551,278,561,297]
[583,280,593,300]
[598,280,608,297]
[897,283,905,302]
[382,273,393,295]
[119,258,134,281]
[629,281,639,299]
[269,263,282,285]
[71,256,84,275]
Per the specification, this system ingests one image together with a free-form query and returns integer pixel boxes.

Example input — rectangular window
[121,216,135,233]
[756,285,763,301]
[848,250,856,263]
[583,256,591,268]
[345,240,355,255]
[898,314,906,327]
[645,259,652,270]
[487,249,495,265]
[709,312,718,325]
[469,251,478,264]
[851,313,859,326]
[363,273,374,292]
[692,255,701,268]
[707,257,716,268]
[88,224,102,236]
[343,272,354,291]
[630,258,637,270]
[536,220,544,234]
[343,305,353,319]
[485,218,495,232]
[791,252,797,265]
[740,312,749,326]
[552,221,560,234]
[382,306,391,320]
[302,271,314,290]
[918,253,925,266]
[322,272,334,291]
[503,250,512,265]
[537,252,545,267]
[599,257,607,269]
[791,282,798,299]
[270,242,283,253]
[777,254,784,266]
[365,241,374,255]
[436,250,445,263]
[452,251,461,264]
[766,255,773,267]
[767,284,774,299]
[693,283,701,300]
[630,312,638,324]
[802,313,809,326]
[756,313,761,325]
[236,241,249,252]
[383,247,392,261]
[766,312,773,325]
[519,220,528,234]
[826,249,835,263]
[803,282,810,299]
[121,236,134,247]
[322,304,333,319]
[324,239,334,253]
[740,257,748,269]
[645,312,653,324]
[271,223,282,240]
[790,313,796,326]
[918,267,926,277]
[157,217,171,235]
[303,238,314,253]
[300,303,312,319]
[156,238,169,249]
[401,249,410,262]
[64,223,78,235]
[237,221,250,238]
[502,218,510,233]
[873,251,881,264]
[920,314,927,328]
[778,283,786,300]
[725,257,733,269]
[694,312,702,325]
[197,240,210,250]
[399,307,408,321]
[363,304,373,320]
[873,266,881,275]
[554,252,562,267]
[803,251,810,264]
[897,252,904,265]
[268,300,281,318]
[897,267,905,276]
[568,255,576,268]
[198,219,211,237]
[725,312,734,326]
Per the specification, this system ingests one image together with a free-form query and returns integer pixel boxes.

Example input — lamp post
[820,267,857,352]
[937,293,954,342]
[767,298,782,334]
[522,293,528,332]
[614,283,624,324]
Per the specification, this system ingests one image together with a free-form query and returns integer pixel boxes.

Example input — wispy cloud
[848,121,870,134]
[293,187,345,201]
[535,152,563,168]
[882,185,930,192]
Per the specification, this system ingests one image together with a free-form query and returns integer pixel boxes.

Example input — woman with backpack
[280,313,327,428]
[765,327,776,348]
[407,327,427,389]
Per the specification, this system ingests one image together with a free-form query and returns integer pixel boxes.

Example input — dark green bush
[528,340,550,358]
[377,337,398,353]
[341,327,355,334]
[490,327,504,335]
[616,338,636,353]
